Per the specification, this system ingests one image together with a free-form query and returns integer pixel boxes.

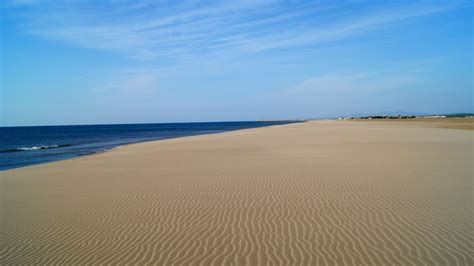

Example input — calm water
[0,121,296,171]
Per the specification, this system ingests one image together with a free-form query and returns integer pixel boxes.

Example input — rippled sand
[1,120,473,265]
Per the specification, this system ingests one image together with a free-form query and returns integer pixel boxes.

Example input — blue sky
[1,0,472,126]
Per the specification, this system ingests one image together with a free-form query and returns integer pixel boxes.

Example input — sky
[1,0,473,126]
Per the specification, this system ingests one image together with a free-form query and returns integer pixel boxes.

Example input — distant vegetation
[444,113,474,118]
[349,115,416,120]
[339,113,473,120]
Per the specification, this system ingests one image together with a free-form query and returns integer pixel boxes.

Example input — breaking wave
[0,144,72,153]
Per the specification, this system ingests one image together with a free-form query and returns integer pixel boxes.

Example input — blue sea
[0,121,296,171]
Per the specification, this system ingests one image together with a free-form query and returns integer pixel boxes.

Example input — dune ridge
[1,120,473,265]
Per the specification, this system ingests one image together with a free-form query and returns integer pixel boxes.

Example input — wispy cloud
[90,70,160,96]
[4,0,468,60]
[238,59,456,119]
[283,57,446,96]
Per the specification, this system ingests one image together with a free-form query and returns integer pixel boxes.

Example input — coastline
[0,121,301,172]
[1,119,473,265]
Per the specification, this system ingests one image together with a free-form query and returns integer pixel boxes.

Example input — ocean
[0,121,296,171]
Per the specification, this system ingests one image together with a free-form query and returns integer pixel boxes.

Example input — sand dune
[1,120,473,265]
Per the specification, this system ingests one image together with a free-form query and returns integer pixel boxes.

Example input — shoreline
[3,117,471,172]
[2,119,472,265]
[1,121,302,172]
[2,118,471,173]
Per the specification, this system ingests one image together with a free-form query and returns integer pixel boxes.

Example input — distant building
[424,115,446,118]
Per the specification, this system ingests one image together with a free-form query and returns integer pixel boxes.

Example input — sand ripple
[1,121,473,265]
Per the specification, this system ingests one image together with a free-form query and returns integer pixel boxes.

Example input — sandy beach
[1,119,472,265]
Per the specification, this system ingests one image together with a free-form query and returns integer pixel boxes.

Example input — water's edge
[1,121,304,172]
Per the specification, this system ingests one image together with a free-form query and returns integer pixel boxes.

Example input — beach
[1,119,472,265]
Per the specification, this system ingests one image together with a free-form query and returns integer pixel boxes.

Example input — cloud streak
[4,0,467,60]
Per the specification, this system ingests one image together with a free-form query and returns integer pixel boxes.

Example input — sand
[1,120,473,265]
[352,117,474,130]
